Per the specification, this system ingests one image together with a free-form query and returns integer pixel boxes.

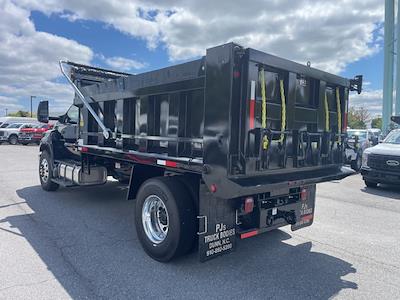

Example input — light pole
[5,108,8,116]
[30,95,36,117]
[382,0,395,134]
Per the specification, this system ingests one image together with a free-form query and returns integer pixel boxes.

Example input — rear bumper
[203,166,355,199]
[361,167,400,184]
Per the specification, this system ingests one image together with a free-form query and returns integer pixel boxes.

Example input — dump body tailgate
[202,43,356,198]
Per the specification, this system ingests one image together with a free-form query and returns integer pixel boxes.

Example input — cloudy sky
[0,0,387,116]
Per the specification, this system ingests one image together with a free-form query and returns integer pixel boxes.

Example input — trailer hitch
[59,60,112,139]
[266,210,297,226]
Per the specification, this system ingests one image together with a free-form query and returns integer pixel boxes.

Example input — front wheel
[39,151,59,191]
[8,135,18,145]
[135,177,196,262]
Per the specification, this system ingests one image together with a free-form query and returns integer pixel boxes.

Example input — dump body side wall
[75,59,206,171]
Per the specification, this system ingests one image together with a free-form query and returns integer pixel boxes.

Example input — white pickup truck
[0,123,37,145]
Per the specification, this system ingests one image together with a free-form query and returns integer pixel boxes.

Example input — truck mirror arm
[59,60,112,139]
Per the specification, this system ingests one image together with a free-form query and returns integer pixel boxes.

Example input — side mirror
[391,116,400,125]
[37,101,49,123]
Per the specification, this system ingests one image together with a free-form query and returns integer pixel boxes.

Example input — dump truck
[36,43,363,262]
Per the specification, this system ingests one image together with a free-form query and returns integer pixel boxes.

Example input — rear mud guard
[198,184,237,262]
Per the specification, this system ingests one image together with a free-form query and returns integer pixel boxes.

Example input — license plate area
[253,185,316,231]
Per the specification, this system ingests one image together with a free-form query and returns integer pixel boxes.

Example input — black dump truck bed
[37,42,362,262]
[71,43,360,198]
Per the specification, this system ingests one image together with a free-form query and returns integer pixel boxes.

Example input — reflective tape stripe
[157,159,177,168]
[240,230,258,239]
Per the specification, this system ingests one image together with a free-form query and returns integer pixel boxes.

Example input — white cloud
[0,95,24,115]
[14,0,383,74]
[0,0,93,113]
[104,56,147,72]
[1,0,385,114]
[349,89,384,117]
[0,0,148,114]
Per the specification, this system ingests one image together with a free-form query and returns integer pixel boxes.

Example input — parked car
[361,128,400,187]
[0,117,38,129]
[0,123,38,145]
[19,123,53,145]
[345,129,374,171]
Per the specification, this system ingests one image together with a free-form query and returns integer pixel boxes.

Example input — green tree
[347,106,370,129]
[7,110,35,117]
[371,117,382,129]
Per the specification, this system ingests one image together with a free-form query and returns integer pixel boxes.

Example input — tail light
[210,184,217,193]
[300,188,307,201]
[244,197,254,213]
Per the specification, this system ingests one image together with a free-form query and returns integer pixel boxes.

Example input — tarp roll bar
[59,60,111,139]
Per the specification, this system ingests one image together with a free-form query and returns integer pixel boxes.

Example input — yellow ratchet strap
[324,92,329,131]
[336,87,342,143]
[259,68,269,149]
[278,79,286,143]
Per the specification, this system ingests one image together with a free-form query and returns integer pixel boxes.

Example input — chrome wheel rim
[142,195,169,244]
[39,158,49,183]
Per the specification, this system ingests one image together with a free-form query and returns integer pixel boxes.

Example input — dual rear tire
[134,177,197,262]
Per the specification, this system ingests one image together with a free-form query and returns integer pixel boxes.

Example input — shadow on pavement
[361,184,400,200]
[4,183,357,299]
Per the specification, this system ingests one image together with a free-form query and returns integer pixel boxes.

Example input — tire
[135,176,196,262]
[351,154,362,171]
[8,135,18,145]
[39,151,59,191]
[364,180,378,188]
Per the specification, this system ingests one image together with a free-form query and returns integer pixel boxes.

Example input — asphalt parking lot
[0,145,399,299]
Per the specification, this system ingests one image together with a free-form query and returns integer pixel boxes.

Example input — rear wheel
[135,176,196,262]
[39,151,59,191]
[8,135,18,145]
[364,180,378,188]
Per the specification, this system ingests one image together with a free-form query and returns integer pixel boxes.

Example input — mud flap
[198,184,237,262]
[291,184,316,231]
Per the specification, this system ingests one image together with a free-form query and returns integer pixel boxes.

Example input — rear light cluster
[300,188,308,201]
[244,197,254,213]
